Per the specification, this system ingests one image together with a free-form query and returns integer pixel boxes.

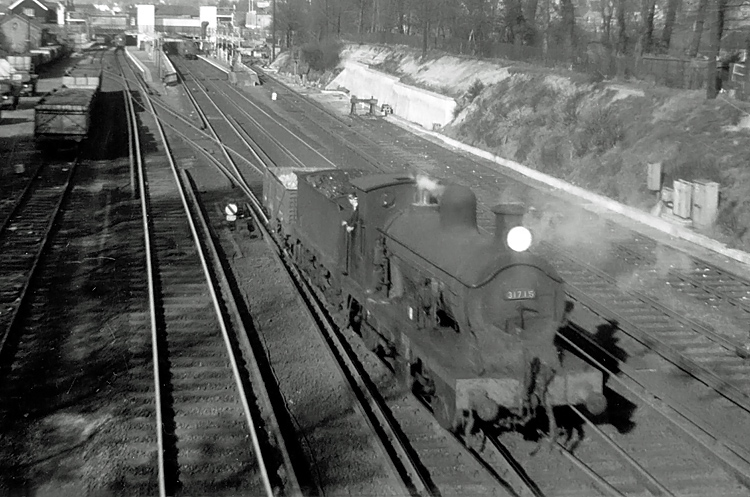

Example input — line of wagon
[33,57,102,145]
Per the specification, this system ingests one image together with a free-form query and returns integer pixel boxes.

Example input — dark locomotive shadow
[480,384,636,455]
[558,318,628,378]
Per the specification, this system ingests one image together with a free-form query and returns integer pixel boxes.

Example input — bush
[300,39,344,73]
[466,79,485,103]
[573,107,624,156]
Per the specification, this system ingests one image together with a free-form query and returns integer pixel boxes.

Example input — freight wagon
[34,64,101,145]
[263,167,330,234]
[34,88,97,144]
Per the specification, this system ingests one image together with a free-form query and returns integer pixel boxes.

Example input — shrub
[573,107,624,156]
[300,39,344,73]
[466,79,485,103]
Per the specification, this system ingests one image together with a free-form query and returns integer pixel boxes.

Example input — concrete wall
[159,18,202,27]
[136,5,155,33]
[199,6,217,32]
[327,61,456,130]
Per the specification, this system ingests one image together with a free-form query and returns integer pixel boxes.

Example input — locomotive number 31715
[505,289,536,300]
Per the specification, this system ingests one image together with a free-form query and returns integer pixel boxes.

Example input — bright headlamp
[507,226,532,252]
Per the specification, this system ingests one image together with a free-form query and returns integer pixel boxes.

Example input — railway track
[0,160,77,349]
[173,57,750,492]
[168,58,686,496]
[247,66,750,370]
[0,52,146,493]
[160,56,555,497]
[614,237,750,315]
[118,52,300,496]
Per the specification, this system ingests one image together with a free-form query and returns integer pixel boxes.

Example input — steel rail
[217,58,750,495]
[0,163,77,355]
[179,168,305,496]
[0,166,41,236]
[177,64,309,172]
[615,242,750,315]
[122,52,278,497]
[115,52,168,497]
[155,61,437,495]
[180,63,338,170]
[173,61,557,497]
[558,326,750,489]
[174,68,429,495]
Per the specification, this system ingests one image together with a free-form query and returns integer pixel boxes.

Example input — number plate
[505,289,536,300]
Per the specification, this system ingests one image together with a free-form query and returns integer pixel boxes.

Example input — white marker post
[225,203,238,231]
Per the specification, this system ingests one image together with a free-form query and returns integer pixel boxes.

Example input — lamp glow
[507,226,532,252]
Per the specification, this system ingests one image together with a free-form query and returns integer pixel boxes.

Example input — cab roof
[350,173,415,193]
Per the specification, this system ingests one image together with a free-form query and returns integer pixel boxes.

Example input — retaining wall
[327,61,456,129]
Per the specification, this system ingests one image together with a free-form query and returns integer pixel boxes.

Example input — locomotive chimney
[414,174,442,205]
[492,203,525,240]
[440,184,478,230]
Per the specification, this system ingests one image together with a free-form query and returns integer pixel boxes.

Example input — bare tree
[524,0,539,44]
[688,0,709,57]
[601,0,614,46]
[505,0,526,44]
[276,0,311,48]
[706,0,728,98]
[421,0,428,56]
[660,0,681,51]
[541,0,550,56]
[616,0,627,53]
[560,0,576,57]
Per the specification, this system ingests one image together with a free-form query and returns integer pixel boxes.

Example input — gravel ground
[199,189,406,496]
[0,159,155,496]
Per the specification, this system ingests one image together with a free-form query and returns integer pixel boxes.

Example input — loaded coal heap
[305,169,368,199]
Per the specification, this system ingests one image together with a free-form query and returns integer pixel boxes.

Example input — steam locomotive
[263,168,607,439]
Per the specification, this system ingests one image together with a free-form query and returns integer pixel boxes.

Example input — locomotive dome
[439,184,478,231]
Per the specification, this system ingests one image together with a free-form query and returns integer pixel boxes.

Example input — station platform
[197,54,261,87]
[125,47,155,84]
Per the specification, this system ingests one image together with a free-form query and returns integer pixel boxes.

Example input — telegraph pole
[271,0,276,61]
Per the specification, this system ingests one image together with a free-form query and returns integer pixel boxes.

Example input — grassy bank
[276,44,750,250]
[445,71,750,249]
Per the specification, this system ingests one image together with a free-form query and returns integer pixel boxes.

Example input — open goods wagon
[263,167,331,236]
[62,66,102,89]
[34,87,97,143]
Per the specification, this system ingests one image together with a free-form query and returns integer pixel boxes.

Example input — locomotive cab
[347,174,415,291]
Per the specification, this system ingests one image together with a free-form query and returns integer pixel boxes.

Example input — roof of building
[8,0,57,11]
[69,3,99,14]
[0,11,44,28]
[154,4,196,17]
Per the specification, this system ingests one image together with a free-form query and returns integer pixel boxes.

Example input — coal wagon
[34,64,101,145]
[34,88,98,143]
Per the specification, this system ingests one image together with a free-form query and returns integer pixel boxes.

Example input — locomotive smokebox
[439,185,477,230]
[491,203,525,241]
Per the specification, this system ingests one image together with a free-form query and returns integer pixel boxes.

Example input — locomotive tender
[263,167,607,437]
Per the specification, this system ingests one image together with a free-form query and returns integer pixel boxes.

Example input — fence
[356,32,712,91]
